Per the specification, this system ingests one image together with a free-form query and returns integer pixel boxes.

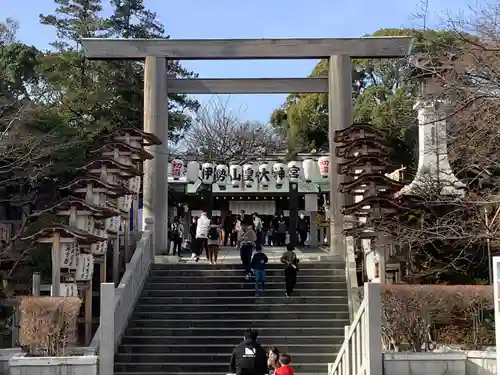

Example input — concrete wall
[0,349,20,374]
[383,351,496,375]
[8,354,97,375]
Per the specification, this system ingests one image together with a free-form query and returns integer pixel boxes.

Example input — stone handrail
[328,283,383,375]
[84,218,155,375]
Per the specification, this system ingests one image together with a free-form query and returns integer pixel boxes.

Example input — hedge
[357,285,494,352]
[20,296,81,356]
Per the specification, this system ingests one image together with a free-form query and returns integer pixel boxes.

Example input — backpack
[208,227,219,241]
[278,221,287,233]
[254,217,263,231]
[172,223,181,239]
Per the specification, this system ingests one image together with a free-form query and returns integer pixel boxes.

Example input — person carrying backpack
[239,219,257,279]
[281,244,300,297]
[229,328,267,375]
[170,216,184,257]
[252,213,263,250]
[276,217,287,246]
[207,217,221,265]
[251,246,268,297]
[193,212,210,262]
[297,213,309,247]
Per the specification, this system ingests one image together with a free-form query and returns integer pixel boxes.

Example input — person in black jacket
[229,328,268,375]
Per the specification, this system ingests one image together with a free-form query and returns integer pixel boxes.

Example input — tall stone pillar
[143,56,169,254]
[328,55,352,257]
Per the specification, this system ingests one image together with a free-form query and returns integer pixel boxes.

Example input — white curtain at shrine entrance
[229,201,276,216]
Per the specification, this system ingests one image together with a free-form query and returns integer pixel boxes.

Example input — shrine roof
[91,141,154,160]
[335,138,389,157]
[343,226,379,238]
[60,176,130,196]
[21,224,107,244]
[341,196,406,216]
[334,123,384,143]
[338,173,405,193]
[105,127,162,146]
[78,157,140,176]
[338,156,391,174]
[41,197,120,218]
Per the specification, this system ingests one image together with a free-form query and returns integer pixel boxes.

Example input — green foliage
[0,43,40,94]
[270,28,465,168]
[0,18,19,44]
[0,1,200,281]
[39,0,106,51]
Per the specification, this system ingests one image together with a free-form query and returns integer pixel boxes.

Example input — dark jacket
[189,222,197,238]
[251,252,268,270]
[229,339,267,375]
[224,215,233,229]
[298,217,308,232]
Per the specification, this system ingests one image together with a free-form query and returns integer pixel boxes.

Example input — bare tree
[0,55,86,277]
[362,3,500,282]
[180,97,285,163]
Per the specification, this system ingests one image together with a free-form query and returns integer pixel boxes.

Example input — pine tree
[39,0,114,132]
[40,0,106,51]
[106,0,200,140]
[106,0,164,38]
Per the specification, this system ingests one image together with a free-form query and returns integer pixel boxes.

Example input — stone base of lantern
[399,175,465,197]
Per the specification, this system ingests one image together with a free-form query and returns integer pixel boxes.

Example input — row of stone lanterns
[21,128,161,344]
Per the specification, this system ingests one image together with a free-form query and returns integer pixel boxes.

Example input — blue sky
[2,0,476,122]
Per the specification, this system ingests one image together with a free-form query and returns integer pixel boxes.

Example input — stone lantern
[335,123,405,284]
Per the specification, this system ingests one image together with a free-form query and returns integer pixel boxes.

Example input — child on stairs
[251,247,268,297]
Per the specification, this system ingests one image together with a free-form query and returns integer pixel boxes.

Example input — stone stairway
[115,261,350,375]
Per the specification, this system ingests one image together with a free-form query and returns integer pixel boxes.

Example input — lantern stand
[20,126,161,347]
[288,180,298,247]
[287,161,303,247]
[334,123,405,284]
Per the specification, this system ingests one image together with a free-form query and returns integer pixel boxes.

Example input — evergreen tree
[106,0,164,38]
[40,0,106,51]
[105,0,199,140]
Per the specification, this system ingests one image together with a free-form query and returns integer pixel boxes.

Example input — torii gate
[82,36,412,256]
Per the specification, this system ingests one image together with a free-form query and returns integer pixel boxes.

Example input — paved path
[156,245,330,265]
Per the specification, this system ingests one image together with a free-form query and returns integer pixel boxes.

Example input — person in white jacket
[192,211,210,262]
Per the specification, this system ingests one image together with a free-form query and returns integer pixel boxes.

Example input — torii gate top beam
[81,37,412,60]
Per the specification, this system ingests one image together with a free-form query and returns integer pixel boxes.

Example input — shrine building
[164,153,332,246]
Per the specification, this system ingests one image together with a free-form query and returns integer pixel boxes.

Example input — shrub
[356,284,494,351]
[20,296,82,356]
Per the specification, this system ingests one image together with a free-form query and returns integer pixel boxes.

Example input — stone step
[146,275,345,283]
[143,281,346,290]
[140,289,348,298]
[151,263,343,270]
[114,362,328,373]
[131,310,349,320]
[127,318,347,329]
[124,327,344,337]
[148,268,343,277]
[115,352,335,364]
[120,335,342,346]
[117,343,340,354]
[133,302,349,313]
[136,296,348,305]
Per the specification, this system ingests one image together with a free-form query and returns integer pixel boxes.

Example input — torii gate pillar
[328,55,352,260]
[143,56,169,254]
